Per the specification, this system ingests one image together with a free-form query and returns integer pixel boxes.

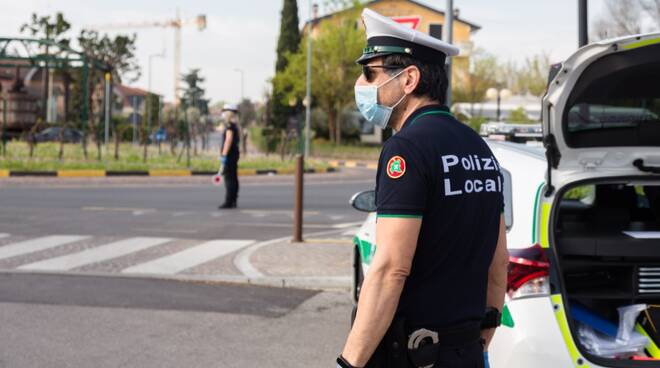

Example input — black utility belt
[408,322,482,350]
[407,322,482,368]
[365,319,482,368]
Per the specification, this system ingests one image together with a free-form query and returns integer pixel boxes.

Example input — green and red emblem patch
[386,156,406,179]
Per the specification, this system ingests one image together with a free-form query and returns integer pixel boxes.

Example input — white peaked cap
[222,104,239,112]
[357,8,460,65]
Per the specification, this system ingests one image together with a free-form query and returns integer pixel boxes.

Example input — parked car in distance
[150,127,167,144]
[34,127,83,143]
[479,121,543,142]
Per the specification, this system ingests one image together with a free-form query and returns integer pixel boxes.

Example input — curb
[0,269,351,291]
[327,160,378,170]
[0,167,337,178]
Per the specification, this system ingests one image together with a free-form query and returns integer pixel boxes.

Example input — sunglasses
[361,64,405,82]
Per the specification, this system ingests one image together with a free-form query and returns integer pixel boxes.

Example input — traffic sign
[391,16,422,30]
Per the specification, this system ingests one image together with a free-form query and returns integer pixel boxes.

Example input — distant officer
[337,9,509,368]
[219,104,241,209]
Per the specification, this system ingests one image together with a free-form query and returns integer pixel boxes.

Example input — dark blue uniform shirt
[375,105,504,329]
[221,122,241,163]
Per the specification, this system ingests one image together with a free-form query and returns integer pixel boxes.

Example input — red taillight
[507,244,550,298]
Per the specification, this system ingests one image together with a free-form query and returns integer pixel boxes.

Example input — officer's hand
[220,156,228,166]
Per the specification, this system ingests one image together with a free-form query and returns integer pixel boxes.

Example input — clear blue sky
[3,0,607,104]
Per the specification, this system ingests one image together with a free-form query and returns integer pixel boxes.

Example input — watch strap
[336,355,356,368]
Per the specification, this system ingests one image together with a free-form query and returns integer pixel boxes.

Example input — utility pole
[578,0,588,47]
[293,154,304,242]
[444,0,454,107]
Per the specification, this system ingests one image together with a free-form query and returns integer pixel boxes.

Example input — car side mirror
[350,190,376,213]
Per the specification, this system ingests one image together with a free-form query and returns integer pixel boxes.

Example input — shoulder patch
[386,156,406,179]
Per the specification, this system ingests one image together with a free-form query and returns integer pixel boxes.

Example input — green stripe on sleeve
[377,214,423,219]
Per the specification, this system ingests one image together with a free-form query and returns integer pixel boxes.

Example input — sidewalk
[231,232,355,290]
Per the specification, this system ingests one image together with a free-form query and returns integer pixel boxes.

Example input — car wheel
[352,244,364,303]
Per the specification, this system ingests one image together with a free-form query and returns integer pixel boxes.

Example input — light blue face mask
[354,69,407,130]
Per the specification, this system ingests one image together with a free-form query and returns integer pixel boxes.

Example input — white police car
[350,32,660,367]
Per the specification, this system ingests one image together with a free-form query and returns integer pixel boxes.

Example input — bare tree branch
[640,0,660,28]
[592,0,644,40]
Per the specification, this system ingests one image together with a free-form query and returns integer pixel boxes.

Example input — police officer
[219,104,241,209]
[337,9,509,368]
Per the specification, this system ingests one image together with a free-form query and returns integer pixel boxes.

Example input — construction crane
[87,10,207,106]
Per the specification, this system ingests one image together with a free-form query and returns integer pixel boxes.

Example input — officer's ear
[401,65,421,95]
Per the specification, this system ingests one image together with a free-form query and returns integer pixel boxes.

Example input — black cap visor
[356,36,447,65]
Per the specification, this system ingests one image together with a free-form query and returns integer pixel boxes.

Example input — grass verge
[0,142,330,172]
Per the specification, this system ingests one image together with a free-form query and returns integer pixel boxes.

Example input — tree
[77,30,140,83]
[514,53,551,97]
[640,0,660,20]
[20,12,71,123]
[271,0,302,131]
[453,50,499,115]
[276,0,302,72]
[179,69,208,165]
[181,69,206,110]
[592,0,660,40]
[238,99,257,127]
[142,92,161,160]
[273,3,364,144]
[508,107,534,123]
[74,30,140,160]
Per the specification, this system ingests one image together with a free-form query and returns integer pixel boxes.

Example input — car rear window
[563,43,660,148]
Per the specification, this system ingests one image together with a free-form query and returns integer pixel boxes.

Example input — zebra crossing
[0,234,255,278]
[0,235,90,261]
[122,240,253,275]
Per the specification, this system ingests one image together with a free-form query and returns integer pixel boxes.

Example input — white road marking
[171,212,192,217]
[17,237,171,271]
[82,206,155,212]
[332,222,365,229]
[0,233,9,239]
[342,228,359,236]
[240,210,321,216]
[132,228,198,234]
[0,235,89,261]
[122,239,254,275]
[132,209,155,216]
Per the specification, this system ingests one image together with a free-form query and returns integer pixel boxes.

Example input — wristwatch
[336,355,358,368]
[481,307,502,330]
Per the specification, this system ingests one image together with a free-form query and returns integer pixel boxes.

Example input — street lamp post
[486,87,511,122]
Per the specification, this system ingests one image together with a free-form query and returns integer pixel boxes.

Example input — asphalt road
[0,169,369,366]
[0,168,375,240]
[0,273,353,368]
